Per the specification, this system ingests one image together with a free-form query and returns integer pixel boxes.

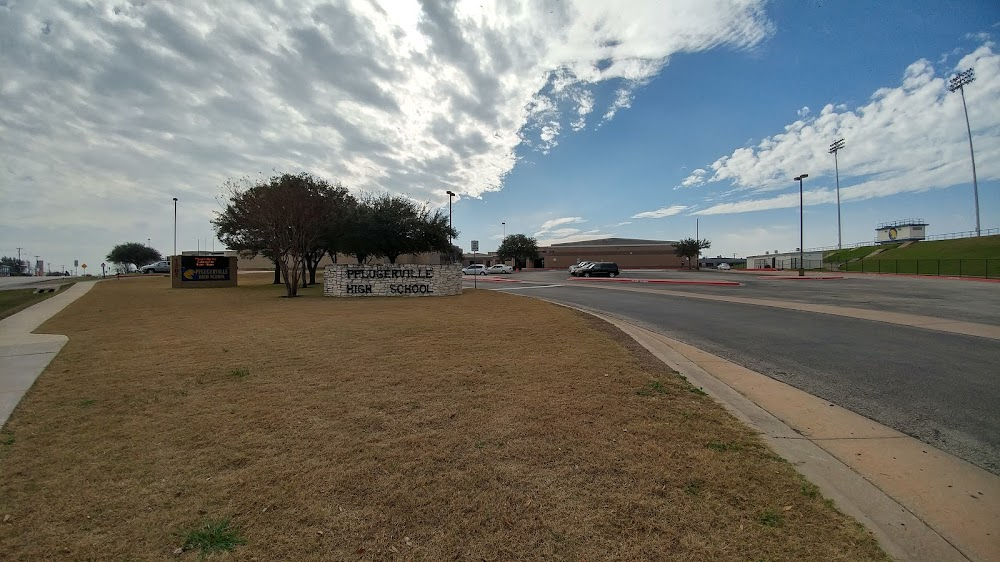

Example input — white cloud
[602,87,635,121]
[632,204,688,219]
[685,42,1000,215]
[570,89,595,131]
[679,168,707,188]
[536,229,610,246]
[0,0,773,266]
[797,106,810,118]
[536,216,586,233]
[538,121,562,154]
[613,221,633,227]
[966,32,991,43]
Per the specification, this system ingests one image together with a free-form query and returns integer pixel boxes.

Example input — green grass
[875,235,1000,259]
[759,509,785,528]
[182,519,245,556]
[824,243,899,263]
[229,368,250,379]
[706,441,742,452]
[636,379,667,396]
[833,236,1000,277]
[0,284,71,320]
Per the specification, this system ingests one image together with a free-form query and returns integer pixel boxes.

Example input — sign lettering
[180,256,231,281]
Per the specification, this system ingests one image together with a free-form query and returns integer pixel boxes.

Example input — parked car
[572,262,620,277]
[568,261,593,274]
[140,260,170,274]
[717,263,732,270]
[462,264,488,275]
[485,264,514,274]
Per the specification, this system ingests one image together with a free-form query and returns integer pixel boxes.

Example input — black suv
[573,262,620,277]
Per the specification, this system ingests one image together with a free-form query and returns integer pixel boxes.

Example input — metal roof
[548,237,677,247]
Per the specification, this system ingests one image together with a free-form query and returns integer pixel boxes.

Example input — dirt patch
[0,275,888,561]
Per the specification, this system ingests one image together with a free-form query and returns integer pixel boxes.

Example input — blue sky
[1,0,998,269]
[463,1,1000,256]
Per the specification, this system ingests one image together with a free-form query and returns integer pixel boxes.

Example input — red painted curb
[567,277,741,286]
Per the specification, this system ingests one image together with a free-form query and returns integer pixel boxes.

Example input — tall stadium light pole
[172,197,178,258]
[794,174,809,277]
[948,68,980,236]
[829,139,846,249]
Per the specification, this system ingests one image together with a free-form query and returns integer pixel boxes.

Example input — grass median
[0,274,888,561]
[0,283,74,321]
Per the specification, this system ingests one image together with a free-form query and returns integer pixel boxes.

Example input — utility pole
[17,247,23,274]
[34,255,39,276]
[696,218,700,270]
[948,68,980,236]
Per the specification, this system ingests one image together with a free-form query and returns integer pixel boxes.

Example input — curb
[764,276,845,280]
[528,298,995,562]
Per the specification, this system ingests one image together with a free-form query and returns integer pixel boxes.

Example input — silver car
[462,264,488,275]
[140,260,170,274]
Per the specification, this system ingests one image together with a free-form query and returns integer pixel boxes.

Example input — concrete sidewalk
[0,281,98,427]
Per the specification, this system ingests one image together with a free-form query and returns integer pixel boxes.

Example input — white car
[485,264,514,274]
[462,264,488,275]
[717,263,732,270]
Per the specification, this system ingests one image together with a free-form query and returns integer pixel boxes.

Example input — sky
[2,0,999,271]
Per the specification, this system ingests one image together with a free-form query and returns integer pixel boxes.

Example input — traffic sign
[81,263,87,269]
[471,240,479,252]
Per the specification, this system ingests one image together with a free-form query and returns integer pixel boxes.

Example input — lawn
[0,283,74,321]
[874,234,1000,259]
[823,243,899,263]
[0,275,888,561]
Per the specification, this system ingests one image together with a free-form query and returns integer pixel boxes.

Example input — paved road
[0,276,80,291]
[515,270,1000,326]
[477,275,1000,474]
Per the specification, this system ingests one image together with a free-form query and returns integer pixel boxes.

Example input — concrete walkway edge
[0,281,98,427]
[541,298,999,562]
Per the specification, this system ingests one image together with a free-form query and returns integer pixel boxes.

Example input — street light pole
[948,68,980,236]
[173,197,178,259]
[502,221,505,239]
[829,139,845,249]
[445,190,456,263]
[794,174,809,277]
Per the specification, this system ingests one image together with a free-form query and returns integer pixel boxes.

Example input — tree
[213,173,340,297]
[1,256,27,275]
[674,238,711,269]
[106,243,161,272]
[438,244,463,264]
[496,234,540,269]
[306,182,353,286]
[340,193,457,264]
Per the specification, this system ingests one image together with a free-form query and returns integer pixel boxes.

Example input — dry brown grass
[0,275,889,561]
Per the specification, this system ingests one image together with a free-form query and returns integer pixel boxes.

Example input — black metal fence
[836,259,1000,278]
